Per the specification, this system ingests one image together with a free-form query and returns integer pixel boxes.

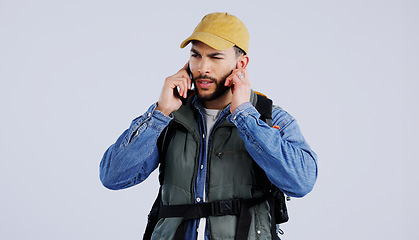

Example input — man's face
[189,41,238,102]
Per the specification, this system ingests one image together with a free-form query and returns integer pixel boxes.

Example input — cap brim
[180,31,235,50]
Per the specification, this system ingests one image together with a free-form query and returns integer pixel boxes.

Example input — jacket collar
[173,90,258,131]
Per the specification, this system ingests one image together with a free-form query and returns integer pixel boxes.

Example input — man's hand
[156,62,192,116]
[225,64,251,114]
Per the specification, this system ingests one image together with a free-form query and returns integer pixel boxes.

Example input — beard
[193,71,232,102]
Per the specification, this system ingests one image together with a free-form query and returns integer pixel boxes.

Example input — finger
[225,75,234,86]
[225,69,239,86]
[232,75,241,84]
[236,72,244,80]
[231,70,244,83]
[181,78,188,98]
[180,62,192,89]
[169,78,186,93]
[173,78,187,97]
[235,69,248,83]
[242,68,248,79]
[177,77,189,98]
[174,70,191,89]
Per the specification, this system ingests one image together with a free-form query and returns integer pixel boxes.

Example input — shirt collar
[192,95,232,119]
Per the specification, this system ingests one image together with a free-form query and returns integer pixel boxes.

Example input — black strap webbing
[255,94,273,127]
[158,196,269,240]
[234,203,252,240]
[159,199,241,219]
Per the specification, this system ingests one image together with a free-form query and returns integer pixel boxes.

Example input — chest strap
[158,195,269,240]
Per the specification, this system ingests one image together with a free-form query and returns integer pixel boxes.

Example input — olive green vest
[151,92,273,240]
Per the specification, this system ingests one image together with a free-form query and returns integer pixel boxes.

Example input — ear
[236,55,249,69]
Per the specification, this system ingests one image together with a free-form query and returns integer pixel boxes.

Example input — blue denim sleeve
[99,103,172,190]
[228,102,318,197]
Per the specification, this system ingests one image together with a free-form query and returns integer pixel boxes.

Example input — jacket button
[196,197,201,202]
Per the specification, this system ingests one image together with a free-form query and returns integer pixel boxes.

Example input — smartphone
[186,64,193,81]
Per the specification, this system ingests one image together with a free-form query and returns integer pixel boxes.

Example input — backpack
[143,93,289,240]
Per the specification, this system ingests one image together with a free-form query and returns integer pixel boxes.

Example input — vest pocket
[209,149,255,200]
[215,150,249,158]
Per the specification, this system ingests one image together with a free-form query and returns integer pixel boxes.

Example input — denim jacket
[100,93,318,239]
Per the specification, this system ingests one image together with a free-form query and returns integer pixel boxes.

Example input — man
[100,12,318,240]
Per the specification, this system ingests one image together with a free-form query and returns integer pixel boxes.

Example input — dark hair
[234,46,246,57]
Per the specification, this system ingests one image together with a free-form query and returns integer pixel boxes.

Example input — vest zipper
[173,119,201,203]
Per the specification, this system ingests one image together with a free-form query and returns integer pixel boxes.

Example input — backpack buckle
[211,199,240,216]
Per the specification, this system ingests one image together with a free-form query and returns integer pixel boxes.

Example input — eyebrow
[190,48,225,58]
[190,49,200,55]
[208,52,225,58]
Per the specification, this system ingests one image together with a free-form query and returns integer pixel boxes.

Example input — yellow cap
[180,12,249,54]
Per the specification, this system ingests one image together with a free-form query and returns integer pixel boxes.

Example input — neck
[202,90,232,110]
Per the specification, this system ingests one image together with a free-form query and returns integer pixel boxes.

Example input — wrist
[156,103,171,116]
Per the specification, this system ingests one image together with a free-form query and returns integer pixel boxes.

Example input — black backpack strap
[157,196,268,240]
[143,122,176,240]
[254,93,289,239]
[255,93,273,127]
[143,190,161,240]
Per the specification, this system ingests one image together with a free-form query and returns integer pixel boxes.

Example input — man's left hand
[225,65,251,114]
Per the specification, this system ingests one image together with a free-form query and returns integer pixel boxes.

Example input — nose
[198,58,210,74]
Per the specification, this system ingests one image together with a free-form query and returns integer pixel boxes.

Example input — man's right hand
[156,62,192,116]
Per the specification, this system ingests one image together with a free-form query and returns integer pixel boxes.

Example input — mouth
[196,79,214,89]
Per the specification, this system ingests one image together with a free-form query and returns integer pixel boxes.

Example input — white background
[1,0,418,239]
